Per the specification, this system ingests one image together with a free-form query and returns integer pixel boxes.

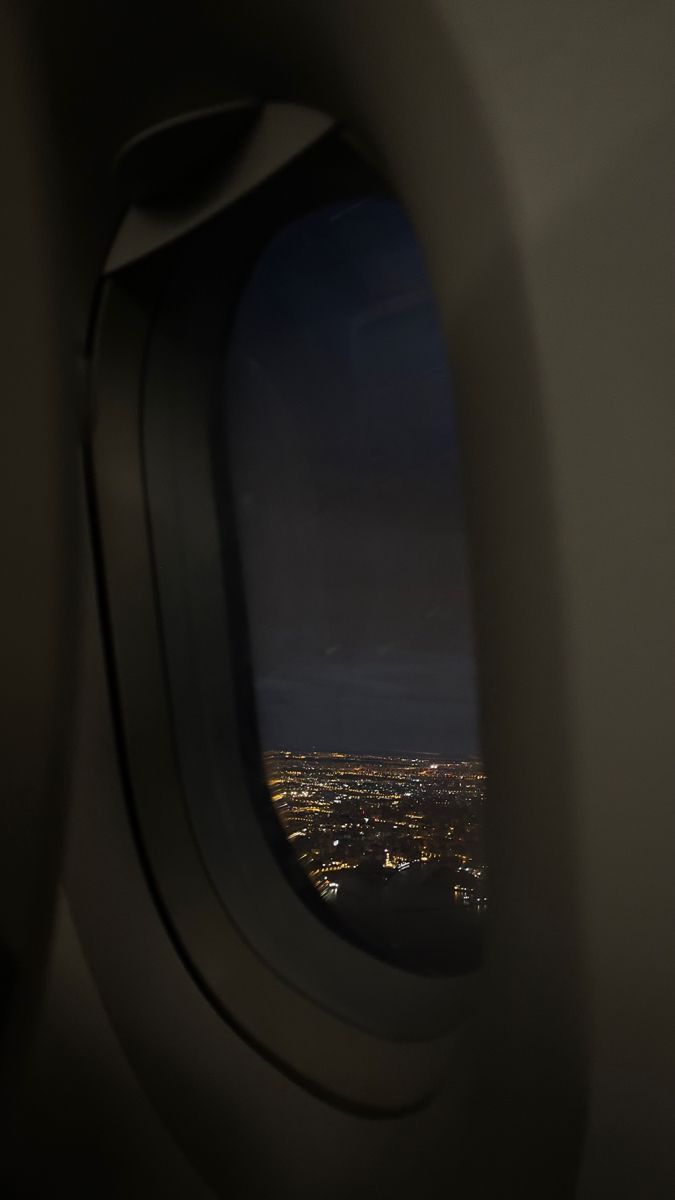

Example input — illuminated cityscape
[264,749,487,970]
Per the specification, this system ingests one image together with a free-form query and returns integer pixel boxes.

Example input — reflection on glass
[224,197,486,972]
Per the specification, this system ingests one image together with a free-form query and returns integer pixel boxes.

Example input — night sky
[223,197,480,758]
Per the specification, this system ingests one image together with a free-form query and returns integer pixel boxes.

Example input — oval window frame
[90,112,481,1113]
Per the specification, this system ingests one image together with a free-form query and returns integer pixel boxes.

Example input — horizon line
[262,746,484,762]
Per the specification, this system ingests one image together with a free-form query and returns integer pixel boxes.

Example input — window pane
[223,197,486,973]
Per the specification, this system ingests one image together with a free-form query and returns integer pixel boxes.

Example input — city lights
[264,749,487,912]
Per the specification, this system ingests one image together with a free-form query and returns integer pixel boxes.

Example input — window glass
[223,197,486,972]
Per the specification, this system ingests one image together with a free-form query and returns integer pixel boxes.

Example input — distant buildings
[264,749,487,908]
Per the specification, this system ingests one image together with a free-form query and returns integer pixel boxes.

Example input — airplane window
[220,196,486,973]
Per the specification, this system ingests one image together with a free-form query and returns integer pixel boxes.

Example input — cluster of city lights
[264,750,487,909]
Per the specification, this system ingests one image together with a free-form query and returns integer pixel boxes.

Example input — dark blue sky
[224,197,480,758]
